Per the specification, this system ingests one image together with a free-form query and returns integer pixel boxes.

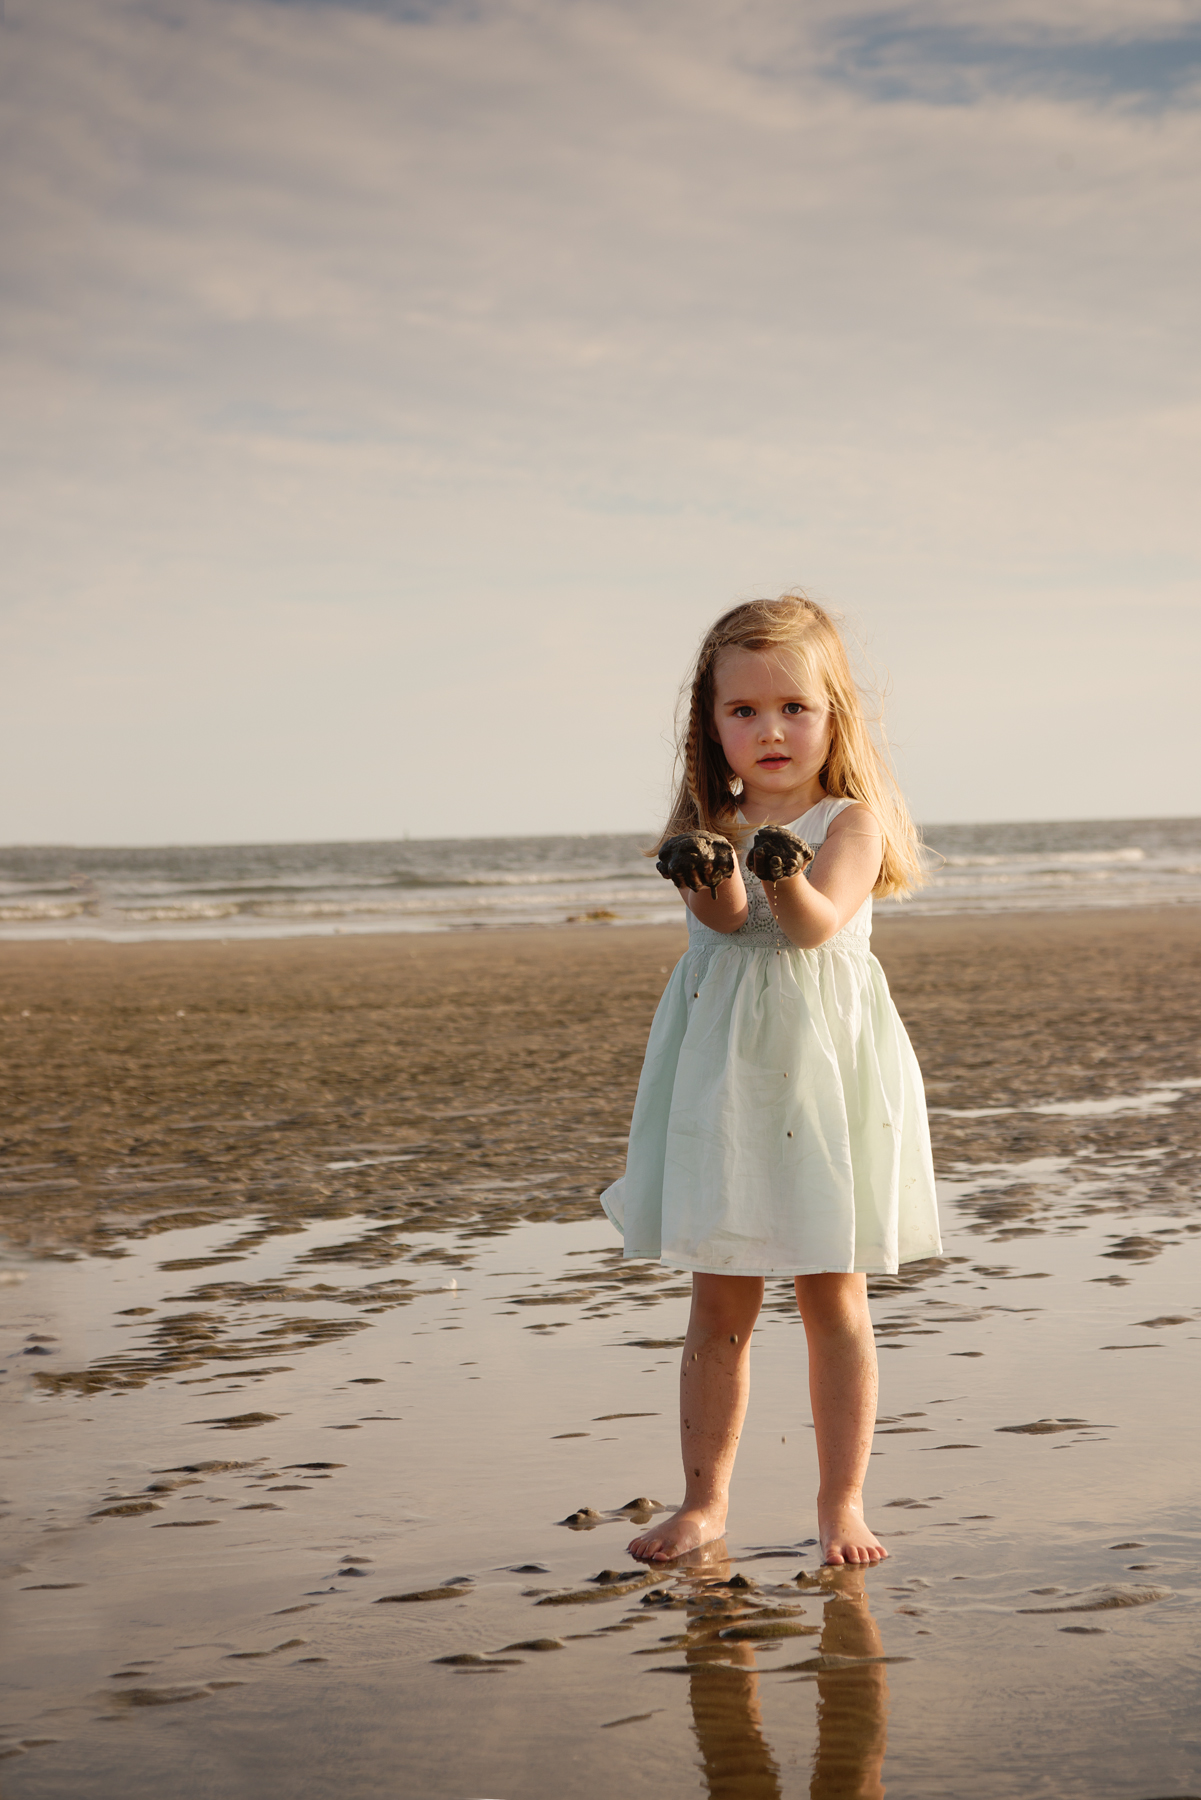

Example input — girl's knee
[794,1273,870,1330]
[690,1274,763,1338]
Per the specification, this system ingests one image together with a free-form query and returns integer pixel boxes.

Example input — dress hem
[615,1247,942,1279]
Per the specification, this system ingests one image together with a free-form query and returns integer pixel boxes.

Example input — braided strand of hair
[683,688,704,829]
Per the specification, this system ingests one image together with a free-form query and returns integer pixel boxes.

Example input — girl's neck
[737,778,827,829]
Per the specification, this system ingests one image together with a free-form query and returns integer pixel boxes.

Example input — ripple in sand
[779,1653,913,1672]
[158,1256,246,1271]
[997,1418,1112,1435]
[375,1580,473,1604]
[109,1686,216,1708]
[718,1621,820,1641]
[432,1653,523,1667]
[159,1460,264,1473]
[196,1413,281,1430]
[536,1572,662,1606]
[225,1638,307,1659]
[1102,1236,1163,1261]
[1017,1584,1170,1614]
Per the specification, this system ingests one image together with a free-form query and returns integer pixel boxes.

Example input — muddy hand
[656,832,736,900]
[747,826,814,883]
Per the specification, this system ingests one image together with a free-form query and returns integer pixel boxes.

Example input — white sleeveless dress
[601,797,941,1276]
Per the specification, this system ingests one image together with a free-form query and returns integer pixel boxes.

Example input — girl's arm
[763,804,882,949]
[681,862,750,932]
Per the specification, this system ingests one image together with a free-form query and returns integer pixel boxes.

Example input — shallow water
[3,816,1199,940]
[3,1083,1201,1798]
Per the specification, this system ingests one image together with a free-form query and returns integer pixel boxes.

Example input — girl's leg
[628,1273,764,1563]
[793,1273,887,1566]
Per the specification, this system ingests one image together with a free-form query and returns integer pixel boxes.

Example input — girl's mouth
[758,755,790,768]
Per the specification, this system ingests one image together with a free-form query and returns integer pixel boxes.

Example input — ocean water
[1,816,1199,940]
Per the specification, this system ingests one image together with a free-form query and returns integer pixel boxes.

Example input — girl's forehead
[713,644,823,697]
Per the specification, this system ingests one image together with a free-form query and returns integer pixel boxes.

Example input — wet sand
[2,910,1201,1797]
[4,907,1201,1263]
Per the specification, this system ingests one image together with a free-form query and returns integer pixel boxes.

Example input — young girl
[601,594,940,1567]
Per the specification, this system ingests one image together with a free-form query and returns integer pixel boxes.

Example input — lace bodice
[684,796,872,963]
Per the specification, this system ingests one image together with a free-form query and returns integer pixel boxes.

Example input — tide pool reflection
[807,1571,888,1800]
[677,1552,889,1800]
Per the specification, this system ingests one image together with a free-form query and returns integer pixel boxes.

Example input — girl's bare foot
[627,1504,727,1564]
[820,1498,887,1566]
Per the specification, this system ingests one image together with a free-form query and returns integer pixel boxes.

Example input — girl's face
[710,647,833,804]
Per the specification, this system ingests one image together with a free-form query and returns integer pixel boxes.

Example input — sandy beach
[4,907,1201,1261]
[3,909,1201,1797]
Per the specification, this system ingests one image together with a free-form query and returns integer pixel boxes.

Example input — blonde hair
[658,593,925,898]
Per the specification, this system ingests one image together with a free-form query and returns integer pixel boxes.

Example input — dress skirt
[600,925,942,1278]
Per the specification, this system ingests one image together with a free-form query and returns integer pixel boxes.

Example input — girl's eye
[732,705,755,718]
[783,702,805,715]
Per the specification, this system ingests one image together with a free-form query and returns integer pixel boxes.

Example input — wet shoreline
[2,911,1200,1795]
[4,817,1199,940]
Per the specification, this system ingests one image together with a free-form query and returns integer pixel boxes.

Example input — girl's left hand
[760,805,883,949]
[747,827,814,883]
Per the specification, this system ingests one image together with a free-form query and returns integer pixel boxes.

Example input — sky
[3,0,1200,844]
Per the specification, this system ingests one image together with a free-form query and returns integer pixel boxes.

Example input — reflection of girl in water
[603,596,940,1565]
[686,1646,782,1800]
[685,1567,888,1800]
[808,1573,888,1800]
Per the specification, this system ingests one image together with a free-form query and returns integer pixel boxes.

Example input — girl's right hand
[656,832,736,900]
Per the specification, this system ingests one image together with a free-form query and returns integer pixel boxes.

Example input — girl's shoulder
[788,795,879,836]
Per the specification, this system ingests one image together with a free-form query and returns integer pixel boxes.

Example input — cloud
[257,0,468,17]
[820,9,1201,109]
[1,0,1199,840]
